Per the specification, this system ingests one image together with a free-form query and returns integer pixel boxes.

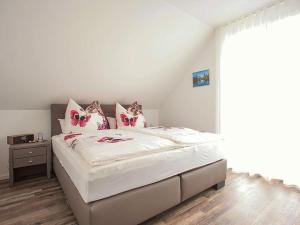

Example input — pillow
[58,119,66,133]
[64,99,108,133]
[116,102,146,128]
[107,117,117,129]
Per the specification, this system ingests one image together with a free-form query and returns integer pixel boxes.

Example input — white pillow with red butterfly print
[116,102,146,128]
[64,99,108,133]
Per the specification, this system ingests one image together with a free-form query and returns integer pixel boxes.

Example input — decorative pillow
[107,117,117,129]
[127,101,143,116]
[58,119,66,133]
[85,101,109,130]
[64,99,108,133]
[116,102,146,128]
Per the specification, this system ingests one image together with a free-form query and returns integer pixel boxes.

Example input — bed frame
[51,104,227,225]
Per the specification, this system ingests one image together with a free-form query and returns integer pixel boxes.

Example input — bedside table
[9,141,51,187]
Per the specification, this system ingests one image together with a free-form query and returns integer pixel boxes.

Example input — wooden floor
[1,171,300,225]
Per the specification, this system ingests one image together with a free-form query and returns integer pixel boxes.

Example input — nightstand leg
[47,168,51,179]
[47,144,52,179]
[9,168,14,187]
[9,148,14,187]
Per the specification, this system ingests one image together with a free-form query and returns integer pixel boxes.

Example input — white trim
[222,0,286,27]
[0,174,9,180]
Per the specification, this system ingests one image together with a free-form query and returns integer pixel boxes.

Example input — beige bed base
[53,154,226,225]
[51,103,227,225]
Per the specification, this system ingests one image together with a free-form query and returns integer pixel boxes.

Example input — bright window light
[220,13,300,186]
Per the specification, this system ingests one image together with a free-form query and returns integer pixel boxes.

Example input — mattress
[52,135,224,203]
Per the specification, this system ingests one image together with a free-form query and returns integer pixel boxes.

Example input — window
[220,13,300,186]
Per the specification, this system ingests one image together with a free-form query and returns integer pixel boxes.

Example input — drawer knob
[28,152,33,154]
[29,160,33,163]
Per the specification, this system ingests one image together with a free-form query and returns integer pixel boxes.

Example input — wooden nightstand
[9,141,51,187]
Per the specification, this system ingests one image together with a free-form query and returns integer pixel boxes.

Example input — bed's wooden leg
[214,180,225,190]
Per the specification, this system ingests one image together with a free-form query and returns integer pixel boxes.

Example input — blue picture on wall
[193,69,209,87]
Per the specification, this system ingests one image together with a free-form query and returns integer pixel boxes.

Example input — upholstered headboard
[50,104,141,136]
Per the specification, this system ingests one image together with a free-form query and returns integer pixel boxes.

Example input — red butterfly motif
[120,113,138,127]
[97,120,108,130]
[97,137,133,143]
[64,133,82,141]
[70,110,91,127]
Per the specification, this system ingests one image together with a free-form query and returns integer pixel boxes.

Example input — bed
[51,104,227,225]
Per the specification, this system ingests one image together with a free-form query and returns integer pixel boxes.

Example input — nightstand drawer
[13,147,46,159]
[14,155,46,168]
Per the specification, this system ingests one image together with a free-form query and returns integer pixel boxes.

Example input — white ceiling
[165,0,277,27]
[0,0,212,109]
[0,0,279,110]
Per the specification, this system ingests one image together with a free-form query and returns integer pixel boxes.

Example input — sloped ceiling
[165,0,277,27]
[0,0,212,109]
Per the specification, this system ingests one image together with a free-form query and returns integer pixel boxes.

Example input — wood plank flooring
[0,171,300,225]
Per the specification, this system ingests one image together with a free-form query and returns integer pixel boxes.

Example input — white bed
[52,134,224,203]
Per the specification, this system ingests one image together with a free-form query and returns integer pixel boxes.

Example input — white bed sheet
[52,135,224,203]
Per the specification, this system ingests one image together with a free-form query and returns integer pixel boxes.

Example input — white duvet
[61,129,178,166]
[61,127,222,167]
[121,126,222,145]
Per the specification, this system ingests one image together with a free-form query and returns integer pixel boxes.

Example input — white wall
[0,0,213,179]
[0,109,158,180]
[143,109,159,127]
[159,32,217,132]
[0,0,209,180]
[0,110,50,179]
[0,0,211,110]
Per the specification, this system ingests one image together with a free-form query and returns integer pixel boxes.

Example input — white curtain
[217,0,300,186]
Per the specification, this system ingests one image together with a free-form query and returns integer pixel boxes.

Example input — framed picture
[192,69,209,87]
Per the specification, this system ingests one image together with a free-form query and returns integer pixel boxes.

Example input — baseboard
[0,174,9,180]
